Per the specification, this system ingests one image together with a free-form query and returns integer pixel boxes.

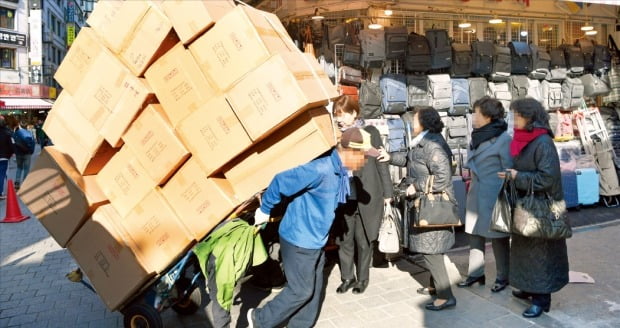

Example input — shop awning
[0,98,54,110]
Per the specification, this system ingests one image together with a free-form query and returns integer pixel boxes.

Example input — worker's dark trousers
[207,254,231,328]
[255,237,325,328]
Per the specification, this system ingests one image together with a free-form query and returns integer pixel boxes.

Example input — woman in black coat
[378,107,457,311]
[498,98,569,318]
[0,116,15,199]
[332,95,393,295]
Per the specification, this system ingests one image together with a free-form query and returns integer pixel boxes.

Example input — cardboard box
[122,104,190,185]
[121,190,194,273]
[86,0,151,54]
[176,96,251,176]
[223,107,336,200]
[188,5,297,92]
[160,0,235,45]
[119,6,179,76]
[145,43,218,127]
[226,52,338,141]
[161,158,241,241]
[54,27,107,95]
[43,94,117,175]
[67,205,153,311]
[71,47,155,148]
[18,146,108,247]
[96,147,157,218]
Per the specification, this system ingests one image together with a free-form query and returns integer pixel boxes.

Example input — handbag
[512,179,573,240]
[490,175,516,233]
[378,203,402,254]
[413,175,462,228]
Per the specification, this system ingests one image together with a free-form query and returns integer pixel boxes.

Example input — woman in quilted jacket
[378,106,456,311]
[498,98,569,318]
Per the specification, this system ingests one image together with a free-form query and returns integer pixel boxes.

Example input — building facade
[0,0,29,85]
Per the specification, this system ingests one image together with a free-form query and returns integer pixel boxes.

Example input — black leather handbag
[512,180,572,240]
[490,175,516,233]
[413,176,462,228]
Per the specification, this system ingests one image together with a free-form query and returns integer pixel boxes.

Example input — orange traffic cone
[1,179,29,223]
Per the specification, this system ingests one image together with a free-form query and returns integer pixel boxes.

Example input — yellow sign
[66,23,75,47]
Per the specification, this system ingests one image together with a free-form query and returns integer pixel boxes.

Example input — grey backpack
[561,78,585,110]
[508,75,530,100]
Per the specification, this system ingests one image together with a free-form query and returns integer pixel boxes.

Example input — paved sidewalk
[1,147,620,327]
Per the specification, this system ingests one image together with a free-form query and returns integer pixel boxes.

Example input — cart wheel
[172,286,203,315]
[123,303,163,328]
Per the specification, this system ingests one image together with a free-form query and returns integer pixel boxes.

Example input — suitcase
[576,168,599,206]
[561,171,579,208]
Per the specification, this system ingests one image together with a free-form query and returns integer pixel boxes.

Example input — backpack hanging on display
[359,29,386,68]
[450,79,470,116]
[385,26,408,60]
[548,48,568,81]
[576,38,595,72]
[488,82,512,111]
[339,66,362,86]
[359,81,382,119]
[380,74,408,114]
[386,117,407,152]
[471,41,494,76]
[468,77,488,107]
[561,78,585,110]
[508,75,530,100]
[580,73,611,97]
[560,44,585,75]
[541,81,563,111]
[343,45,362,68]
[405,32,432,73]
[509,41,533,75]
[425,28,452,69]
[406,75,430,107]
[428,74,452,110]
[451,43,472,78]
[529,43,551,80]
[491,45,512,82]
[442,115,469,149]
[526,78,543,102]
[328,24,346,50]
[593,44,612,72]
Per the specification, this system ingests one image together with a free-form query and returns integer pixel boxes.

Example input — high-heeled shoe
[352,280,368,294]
[490,279,509,293]
[416,287,436,296]
[425,297,457,311]
[457,275,485,288]
[512,290,532,300]
[522,304,550,318]
[336,279,356,294]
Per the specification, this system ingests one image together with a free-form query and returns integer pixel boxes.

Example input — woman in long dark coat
[378,107,457,311]
[332,95,393,295]
[498,98,569,318]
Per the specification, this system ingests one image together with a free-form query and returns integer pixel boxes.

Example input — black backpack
[560,44,585,74]
[491,45,512,82]
[550,48,567,68]
[425,29,452,69]
[451,43,472,78]
[359,81,382,119]
[576,38,595,72]
[471,41,494,76]
[509,41,532,75]
[593,44,612,71]
[405,33,431,73]
[385,26,408,59]
[529,43,551,80]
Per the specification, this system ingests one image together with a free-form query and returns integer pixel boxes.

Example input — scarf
[510,128,548,157]
[470,120,507,150]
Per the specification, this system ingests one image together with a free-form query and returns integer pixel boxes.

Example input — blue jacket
[260,148,347,249]
[13,128,35,155]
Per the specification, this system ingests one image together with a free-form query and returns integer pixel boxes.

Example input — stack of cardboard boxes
[18,0,337,312]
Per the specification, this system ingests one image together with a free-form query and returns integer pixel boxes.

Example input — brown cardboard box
[67,205,153,311]
[161,158,241,241]
[160,0,235,45]
[43,93,117,175]
[118,6,179,76]
[226,52,338,141]
[176,96,251,176]
[145,43,218,127]
[223,107,336,200]
[95,147,157,218]
[122,104,190,185]
[188,5,297,92]
[18,146,108,247]
[71,48,155,148]
[121,190,194,273]
[86,0,151,54]
[54,27,107,95]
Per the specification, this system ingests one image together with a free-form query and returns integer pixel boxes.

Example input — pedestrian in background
[11,119,36,190]
[35,119,49,147]
[498,98,569,318]
[378,106,457,311]
[332,95,393,295]
[0,116,15,200]
[459,97,512,292]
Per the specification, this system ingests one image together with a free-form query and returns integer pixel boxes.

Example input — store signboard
[0,83,56,99]
[67,23,75,46]
[0,31,27,47]
[30,66,42,85]
[29,9,43,66]
[67,1,75,23]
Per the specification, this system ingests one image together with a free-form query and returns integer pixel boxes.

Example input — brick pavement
[2,146,620,327]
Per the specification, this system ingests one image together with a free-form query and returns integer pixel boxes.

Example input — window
[537,22,559,51]
[1,48,16,69]
[422,20,451,34]
[57,21,61,36]
[452,20,475,44]
[51,16,56,34]
[483,22,507,44]
[565,21,585,44]
[510,21,530,43]
[0,7,15,29]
